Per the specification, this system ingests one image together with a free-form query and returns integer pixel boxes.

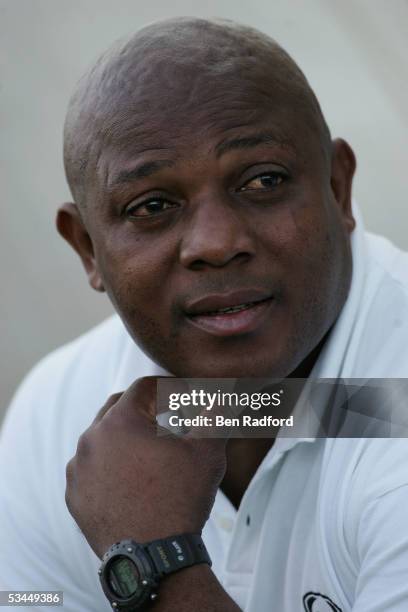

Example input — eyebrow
[215,132,295,158]
[108,132,294,188]
[109,159,175,187]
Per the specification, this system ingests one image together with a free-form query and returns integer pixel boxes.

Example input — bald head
[64,17,331,209]
[58,17,357,381]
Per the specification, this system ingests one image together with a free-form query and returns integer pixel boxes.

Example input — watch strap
[145,533,211,577]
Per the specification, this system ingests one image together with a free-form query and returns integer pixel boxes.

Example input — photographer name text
[168,414,294,428]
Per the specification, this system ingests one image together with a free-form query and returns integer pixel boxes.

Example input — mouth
[185,291,276,337]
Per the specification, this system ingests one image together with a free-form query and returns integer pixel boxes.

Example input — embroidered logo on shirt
[303,592,342,611]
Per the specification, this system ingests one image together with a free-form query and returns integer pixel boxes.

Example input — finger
[122,376,159,420]
[92,392,123,425]
[93,378,164,427]
[113,376,172,426]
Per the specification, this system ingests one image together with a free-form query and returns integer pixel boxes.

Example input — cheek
[255,202,326,268]
[103,259,180,366]
[282,203,350,331]
[258,199,348,314]
[95,235,176,326]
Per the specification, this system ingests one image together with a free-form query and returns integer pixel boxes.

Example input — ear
[56,203,105,292]
[330,138,357,234]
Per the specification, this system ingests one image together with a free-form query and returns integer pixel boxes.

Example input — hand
[65,377,227,558]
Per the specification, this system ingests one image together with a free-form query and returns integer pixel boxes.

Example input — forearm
[150,564,241,612]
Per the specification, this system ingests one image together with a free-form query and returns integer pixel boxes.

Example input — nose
[179,193,256,270]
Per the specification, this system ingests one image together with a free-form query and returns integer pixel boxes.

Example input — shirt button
[218,516,234,532]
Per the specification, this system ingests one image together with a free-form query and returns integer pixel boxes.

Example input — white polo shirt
[1,205,408,611]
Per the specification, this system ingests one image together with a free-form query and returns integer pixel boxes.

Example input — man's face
[64,72,355,378]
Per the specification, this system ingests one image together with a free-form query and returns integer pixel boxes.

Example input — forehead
[96,81,312,181]
[83,56,325,201]
[108,63,304,133]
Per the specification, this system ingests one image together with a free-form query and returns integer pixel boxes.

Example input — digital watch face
[108,556,142,599]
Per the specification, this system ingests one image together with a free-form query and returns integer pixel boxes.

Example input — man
[1,16,408,612]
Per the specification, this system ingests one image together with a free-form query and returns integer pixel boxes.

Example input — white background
[1,0,407,420]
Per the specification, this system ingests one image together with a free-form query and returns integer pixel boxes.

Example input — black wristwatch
[98,534,211,610]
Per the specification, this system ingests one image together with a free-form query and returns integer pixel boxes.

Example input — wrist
[156,564,241,611]
[99,534,211,611]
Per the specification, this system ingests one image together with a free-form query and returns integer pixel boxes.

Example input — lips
[198,297,270,315]
[184,290,276,337]
[185,289,274,316]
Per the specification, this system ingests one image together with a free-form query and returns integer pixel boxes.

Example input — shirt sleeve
[352,484,408,611]
[0,356,111,611]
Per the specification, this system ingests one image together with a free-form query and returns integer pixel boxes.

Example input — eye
[239,172,286,192]
[125,198,178,218]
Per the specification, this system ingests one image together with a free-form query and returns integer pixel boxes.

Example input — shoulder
[13,314,128,397]
[1,315,130,457]
[352,231,408,376]
[365,231,408,310]
[0,315,131,593]
[366,231,408,290]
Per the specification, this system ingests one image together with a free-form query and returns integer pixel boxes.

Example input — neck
[288,329,331,379]
[220,330,331,509]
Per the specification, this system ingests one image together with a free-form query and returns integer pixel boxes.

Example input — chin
[135,321,299,379]
[169,349,294,379]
